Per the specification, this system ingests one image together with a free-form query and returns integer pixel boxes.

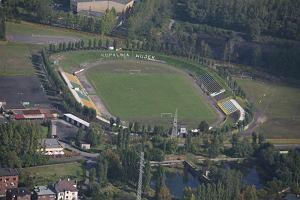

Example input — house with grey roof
[32,186,56,200]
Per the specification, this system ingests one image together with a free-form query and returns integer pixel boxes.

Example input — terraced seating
[199,73,223,95]
[217,99,238,115]
[70,81,81,89]
[76,90,89,101]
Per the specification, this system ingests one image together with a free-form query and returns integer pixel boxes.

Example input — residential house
[32,186,56,200]
[0,168,18,197]
[6,187,30,200]
[55,179,78,200]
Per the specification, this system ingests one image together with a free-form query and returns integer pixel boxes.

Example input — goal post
[160,113,173,118]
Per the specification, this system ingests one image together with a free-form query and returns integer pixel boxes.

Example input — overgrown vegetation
[0,122,47,168]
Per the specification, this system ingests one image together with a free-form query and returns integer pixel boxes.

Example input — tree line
[183,0,300,41]
[124,0,300,80]
[0,3,6,40]
[0,122,47,168]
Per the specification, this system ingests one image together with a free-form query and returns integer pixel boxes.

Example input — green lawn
[237,79,300,139]
[87,60,217,126]
[21,162,84,185]
[51,50,105,72]
[0,42,40,76]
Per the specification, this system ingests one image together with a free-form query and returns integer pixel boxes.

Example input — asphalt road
[59,141,99,159]
[7,34,80,45]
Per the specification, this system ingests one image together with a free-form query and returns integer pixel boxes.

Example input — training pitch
[86,60,217,126]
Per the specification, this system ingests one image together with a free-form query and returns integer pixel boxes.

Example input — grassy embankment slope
[237,79,300,140]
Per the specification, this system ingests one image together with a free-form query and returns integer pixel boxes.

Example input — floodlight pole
[136,151,144,200]
[171,109,178,138]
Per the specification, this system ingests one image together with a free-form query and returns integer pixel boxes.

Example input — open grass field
[21,162,84,185]
[86,60,217,126]
[51,50,104,72]
[237,79,300,139]
[0,42,40,76]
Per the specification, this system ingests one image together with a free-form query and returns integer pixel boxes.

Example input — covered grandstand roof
[64,113,90,127]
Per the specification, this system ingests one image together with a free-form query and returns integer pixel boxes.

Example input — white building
[41,139,64,156]
[55,179,78,200]
[63,113,90,129]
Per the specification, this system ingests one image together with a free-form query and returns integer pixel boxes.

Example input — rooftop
[55,179,78,193]
[64,113,90,127]
[0,168,18,177]
[7,187,30,196]
[42,139,63,149]
[34,186,56,196]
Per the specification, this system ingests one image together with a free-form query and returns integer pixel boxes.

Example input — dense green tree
[198,121,209,133]
[86,123,102,146]
[97,39,102,48]
[143,161,152,191]
[0,122,47,167]
[89,168,96,184]
[100,8,117,35]
[97,156,108,184]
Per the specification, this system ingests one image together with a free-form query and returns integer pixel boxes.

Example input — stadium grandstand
[60,70,99,113]
[198,73,225,97]
[217,98,245,121]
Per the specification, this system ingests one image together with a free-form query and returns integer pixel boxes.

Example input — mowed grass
[237,79,300,139]
[51,50,104,72]
[87,60,217,126]
[21,162,84,185]
[0,42,40,76]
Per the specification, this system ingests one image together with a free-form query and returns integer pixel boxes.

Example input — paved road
[7,34,80,45]
[59,141,99,159]
[51,120,57,137]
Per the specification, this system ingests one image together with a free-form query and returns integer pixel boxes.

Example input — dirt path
[242,81,275,135]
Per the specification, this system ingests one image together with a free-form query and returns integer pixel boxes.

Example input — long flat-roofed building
[63,113,90,129]
[71,0,135,14]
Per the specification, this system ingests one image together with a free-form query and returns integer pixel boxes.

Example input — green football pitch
[86,60,217,126]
